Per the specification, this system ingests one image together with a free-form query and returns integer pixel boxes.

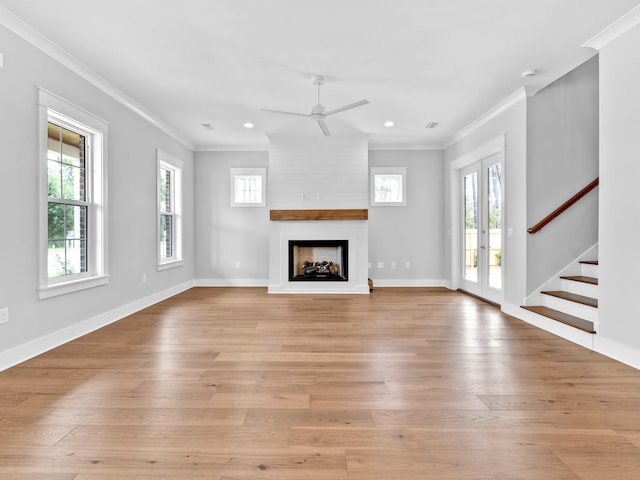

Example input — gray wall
[194,149,446,285]
[0,25,195,361]
[368,150,445,283]
[194,151,270,283]
[526,56,599,292]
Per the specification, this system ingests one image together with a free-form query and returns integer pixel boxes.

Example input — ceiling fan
[262,75,369,136]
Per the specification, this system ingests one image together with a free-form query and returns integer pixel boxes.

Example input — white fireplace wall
[267,134,369,209]
[267,134,369,293]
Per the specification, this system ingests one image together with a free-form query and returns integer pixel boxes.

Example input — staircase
[522,260,598,334]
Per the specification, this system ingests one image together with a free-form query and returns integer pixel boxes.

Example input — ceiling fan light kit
[262,75,369,136]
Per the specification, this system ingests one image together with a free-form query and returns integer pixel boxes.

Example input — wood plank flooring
[2,287,640,479]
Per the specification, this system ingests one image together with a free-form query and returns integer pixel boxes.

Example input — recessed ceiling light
[384,121,394,127]
[244,122,254,129]
[201,123,214,130]
[521,69,537,78]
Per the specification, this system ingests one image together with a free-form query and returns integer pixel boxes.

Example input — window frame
[157,149,184,270]
[230,167,266,207]
[37,88,109,299]
[370,166,407,206]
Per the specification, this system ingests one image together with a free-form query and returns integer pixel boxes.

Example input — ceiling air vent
[424,122,438,129]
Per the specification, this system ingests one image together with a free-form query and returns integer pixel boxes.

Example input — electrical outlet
[391,262,396,269]
[405,262,411,269]
[235,262,241,269]
[0,308,8,325]
[368,262,372,269]
[142,273,147,283]
[302,192,313,200]
[0,53,4,69]
[377,262,384,269]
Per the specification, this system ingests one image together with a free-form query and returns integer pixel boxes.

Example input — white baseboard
[195,278,269,287]
[595,337,640,371]
[0,280,195,372]
[369,279,449,287]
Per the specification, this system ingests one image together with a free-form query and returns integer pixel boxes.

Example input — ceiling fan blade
[261,108,309,117]
[324,99,369,116]
[316,118,331,136]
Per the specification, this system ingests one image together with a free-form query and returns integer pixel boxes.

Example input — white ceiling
[1,0,639,150]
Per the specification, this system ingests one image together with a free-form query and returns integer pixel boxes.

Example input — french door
[460,154,503,304]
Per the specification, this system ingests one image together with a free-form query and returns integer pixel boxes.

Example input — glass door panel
[487,163,502,290]
[463,171,478,284]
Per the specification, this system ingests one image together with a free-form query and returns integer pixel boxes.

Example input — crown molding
[0,5,194,150]
[367,143,443,151]
[582,4,640,51]
[445,88,526,149]
[195,144,270,152]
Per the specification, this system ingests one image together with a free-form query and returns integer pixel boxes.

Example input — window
[230,167,266,207]
[38,88,108,299]
[157,149,183,270]
[370,167,407,206]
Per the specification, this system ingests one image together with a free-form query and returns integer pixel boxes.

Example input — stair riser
[581,264,598,278]
[541,295,598,323]
[561,279,598,298]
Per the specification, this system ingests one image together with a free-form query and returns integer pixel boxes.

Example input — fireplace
[289,240,348,281]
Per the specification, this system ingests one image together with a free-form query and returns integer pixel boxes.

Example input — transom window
[370,167,407,206]
[230,167,266,207]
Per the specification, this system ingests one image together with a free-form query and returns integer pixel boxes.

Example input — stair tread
[580,260,599,265]
[542,290,598,308]
[560,275,598,285]
[521,305,596,333]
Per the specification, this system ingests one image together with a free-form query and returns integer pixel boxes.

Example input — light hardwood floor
[2,287,640,479]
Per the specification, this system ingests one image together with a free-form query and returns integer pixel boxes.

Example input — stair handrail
[527,177,599,234]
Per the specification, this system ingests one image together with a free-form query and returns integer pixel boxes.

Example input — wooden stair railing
[527,178,599,234]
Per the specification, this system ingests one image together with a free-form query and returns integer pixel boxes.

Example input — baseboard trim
[595,337,640,371]
[369,279,448,287]
[0,280,195,372]
[195,278,269,287]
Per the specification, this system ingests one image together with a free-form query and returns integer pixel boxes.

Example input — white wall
[597,21,640,366]
[194,151,270,284]
[368,150,445,285]
[267,134,369,209]
[445,96,528,308]
[526,56,599,292]
[0,25,195,368]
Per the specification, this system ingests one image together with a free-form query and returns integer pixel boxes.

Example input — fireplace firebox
[288,240,348,281]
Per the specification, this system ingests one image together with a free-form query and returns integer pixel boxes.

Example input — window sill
[157,260,184,271]
[370,202,407,207]
[38,275,110,300]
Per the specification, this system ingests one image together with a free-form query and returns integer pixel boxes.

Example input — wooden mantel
[270,209,368,221]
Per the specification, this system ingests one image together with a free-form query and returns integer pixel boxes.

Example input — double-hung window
[157,150,183,270]
[38,88,108,298]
